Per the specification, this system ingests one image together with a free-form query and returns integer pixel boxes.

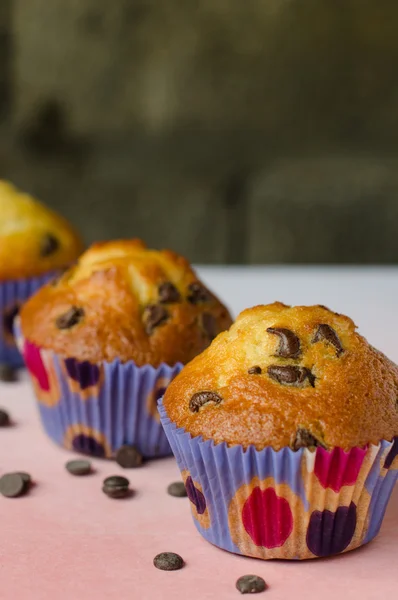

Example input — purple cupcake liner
[0,272,58,368]
[16,325,183,458]
[159,400,398,560]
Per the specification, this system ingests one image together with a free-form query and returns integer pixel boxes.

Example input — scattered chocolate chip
[158,282,181,304]
[0,364,17,383]
[40,233,60,257]
[16,472,32,489]
[65,459,92,476]
[313,324,344,356]
[236,575,267,594]
[267,327,301,359]
[102,475,130,499]
[0,408,10,426]
[189,390,223,413]
[56,306,85,330]
[167,482,188,497]
[2,305,20,336]
[248,366,262,375]
[292,428,326,451]
[116,445,143,469]
[187,282,211,304]
[199,312,217,340]
[143,304,169,335]
[267,365,315,387]
[153,552,184,571]
[0,473,26,498]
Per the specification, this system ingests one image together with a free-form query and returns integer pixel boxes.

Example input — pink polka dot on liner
[314,446,367,492]
[242,487,293,548]
[23,341,50,391]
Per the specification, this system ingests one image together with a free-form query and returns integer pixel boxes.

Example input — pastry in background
[0,181,83,369]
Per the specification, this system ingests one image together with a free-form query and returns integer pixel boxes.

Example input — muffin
[0,181,83,368]
[160,302,398,559]
[17,239,232,459]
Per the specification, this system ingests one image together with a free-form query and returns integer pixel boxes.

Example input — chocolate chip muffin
[163,302,398,450]
[17,239,232,460]
[20,239,232,367]
[0,181,83,368]
[0,181,83,280]
[160,303,398,560]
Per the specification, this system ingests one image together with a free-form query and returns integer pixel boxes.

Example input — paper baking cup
[17,328,183,458]
[159,400,398,560]
[0,273,58,368]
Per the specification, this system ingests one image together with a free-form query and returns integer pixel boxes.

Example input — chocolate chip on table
[65,459,92,476]
[267,365,315,387]
[267,327,301,359]
[143,304,169,335]
[0,473,26,498]
[167,482,188,497]
[0,408,10,426]
[199,312,217,340]
[16,472,32,489]
[153,552,184,571]
[236,575,267,594]
[158,282,181,304]
[292,428,326,451]
[40,233,60,257]
[189,390,223,413]
[0,365,17,383]
[187,282,211,304]
[116,445,143,469]
[102,475,130,499]
[248,366,262,375]
[56,306,85,330]
[313,324,344,356]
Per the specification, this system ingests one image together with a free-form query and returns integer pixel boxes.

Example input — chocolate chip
[167,482,188,497]
[189,391,223,413]
[187,282,211,304]
[143,304,169,335]
[267,365,315,387]
[0,364,17,383]
[16,472,32,488]
[55,306,85,330]
[0,408,10,426]
[0,473,26,498]
[115,445,143,469]
[65,459,92,476]
[291,428,326,451]
[236,575,267,594]
[40,233,60,257]
[267,327,301,359]
[158,282,181,304]
[102,475,130,499]
[153,552,184,571]
[3,305,19,336]
[313,324,344,356]
[248,366,262,375]
[199,312,217,340]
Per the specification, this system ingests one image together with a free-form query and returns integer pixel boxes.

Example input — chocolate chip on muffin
[198,312,217,340]
[267,327,301,358]
[55,306,85,330]
[187,282,212,304]
[143,304,169,335]
[189,391,223,412]
[40,233,60,257]
[313,323,344,356]
[158,282,181,304]
[291,428,326,451]
[267,365,315,387]
[248,365,262,375]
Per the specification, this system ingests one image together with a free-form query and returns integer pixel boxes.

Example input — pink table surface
[1,267,398,600]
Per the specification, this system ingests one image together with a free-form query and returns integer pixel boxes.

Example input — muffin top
[163,302,398,450]
[20,239,233,366]
[0,181,83,280]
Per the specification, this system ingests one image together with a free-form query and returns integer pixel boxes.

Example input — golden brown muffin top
[163,302,398,450]
[20,239,233,366]
[0,181,84,280]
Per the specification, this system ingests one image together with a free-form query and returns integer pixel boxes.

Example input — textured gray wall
[1,0,398,263]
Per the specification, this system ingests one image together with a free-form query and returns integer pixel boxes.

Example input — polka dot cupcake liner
[159,400,398,560]
[15,323,183,459]
[0,273,58,368]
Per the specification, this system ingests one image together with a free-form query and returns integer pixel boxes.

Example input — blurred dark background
[1,0,398,264]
